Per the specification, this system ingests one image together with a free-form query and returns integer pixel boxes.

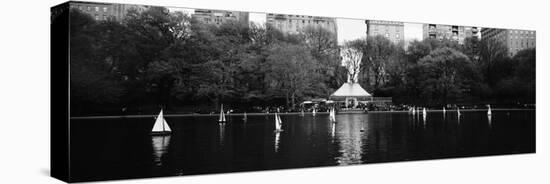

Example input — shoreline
[69,108,535,120]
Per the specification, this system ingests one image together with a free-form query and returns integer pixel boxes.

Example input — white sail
[333,108,336,119]
[443,107,446,114]
[328,109,332,121]
[457,108,461,116]
[274,113,279,130]
[312,108,316,116]
[152,109,170,132]
[277,113,282,130]
[243,112,247,120]
[163,119,171,131]
[487,105,492,116]
[329,108,336,122]
[275,113,282,131]
[219,104,225,122]
[423,108,427,115]
[412,108,416,115]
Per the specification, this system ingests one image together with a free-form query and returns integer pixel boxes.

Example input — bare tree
[302,26,338,57]
[341,43,363,83]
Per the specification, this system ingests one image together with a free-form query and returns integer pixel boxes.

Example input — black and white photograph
[47,0,540,182]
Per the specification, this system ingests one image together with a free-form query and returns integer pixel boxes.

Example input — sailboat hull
[150,131,171,136]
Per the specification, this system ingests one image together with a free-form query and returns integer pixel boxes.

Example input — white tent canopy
[330,82,372,97]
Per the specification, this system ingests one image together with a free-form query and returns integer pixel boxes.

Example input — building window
[95,7,99,11]
[103,7,107,12]
[94,14,99,20]
[396,34,400,38]
[103,15,107,20]
[87,6,91,11]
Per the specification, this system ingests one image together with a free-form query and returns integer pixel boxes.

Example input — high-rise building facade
[481,28,536,57]
[365,20,404,45]
[193,9,249,26]
[266,13,337,38]
[423,24,479,44]
[68,1,148,21]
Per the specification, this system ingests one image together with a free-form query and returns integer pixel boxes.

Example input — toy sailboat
[219,104,226,123]
[329,108,336,122]
[274,112,283,133]
[151,109,171,136]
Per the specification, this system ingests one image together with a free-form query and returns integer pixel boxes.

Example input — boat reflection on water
[422,113,427,129]
[488,114,492,128]
[274,132,281,152]
[68,110,534,181]
[335,115,364,165]
[330,122,336,141]
[151,135,171,166]
[219,123,226,147]
[457,112,461,125]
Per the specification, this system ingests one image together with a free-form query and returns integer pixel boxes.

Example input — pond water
[69,110,535,182]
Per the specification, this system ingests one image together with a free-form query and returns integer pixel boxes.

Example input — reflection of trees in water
[151,135,171,166]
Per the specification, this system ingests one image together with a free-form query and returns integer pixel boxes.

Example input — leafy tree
[121,7,195,107]
[360,35,398,88]
[68,9,125,114]
[413,47,479,104]
[461,36,480,63]
[265,43,320,107]
[479,37,509,86]
[513,48,536,82]
[67,5,536,115]
[302,26,341,91]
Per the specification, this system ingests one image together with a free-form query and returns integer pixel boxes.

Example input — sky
[336,18,367,45]
[404,23,423,42]
[249,12,266,26]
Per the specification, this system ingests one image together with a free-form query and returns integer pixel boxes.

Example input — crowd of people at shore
[193,103,536,115]
[75,102,536,117]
